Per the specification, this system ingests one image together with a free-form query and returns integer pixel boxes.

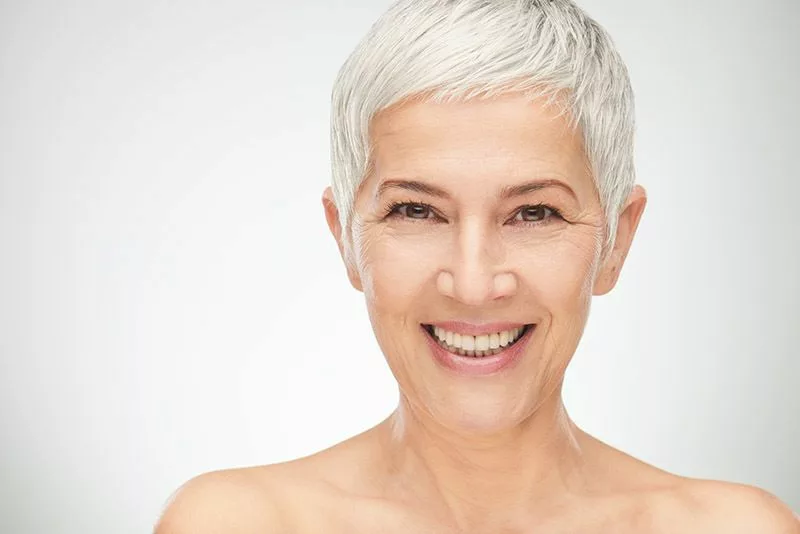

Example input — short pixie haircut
[330,0,635,263]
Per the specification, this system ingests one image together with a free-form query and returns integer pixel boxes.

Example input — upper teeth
[431,326,525,351]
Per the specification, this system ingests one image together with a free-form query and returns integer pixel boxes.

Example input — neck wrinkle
[379,391,588,529]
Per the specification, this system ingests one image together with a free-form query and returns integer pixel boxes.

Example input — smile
[422,324,535,358]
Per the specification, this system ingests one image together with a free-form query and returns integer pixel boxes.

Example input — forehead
[368,93,593,196]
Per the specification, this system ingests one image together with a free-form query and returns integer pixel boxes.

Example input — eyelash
[381,200,565,227]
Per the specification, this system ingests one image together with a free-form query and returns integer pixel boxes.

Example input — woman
[156,0,798,532]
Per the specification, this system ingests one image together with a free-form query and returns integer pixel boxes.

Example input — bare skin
[155,415,798,533]
[155,94,798,533]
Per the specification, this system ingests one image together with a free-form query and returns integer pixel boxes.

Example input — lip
[421,323,535,376]
[425,320,529,336]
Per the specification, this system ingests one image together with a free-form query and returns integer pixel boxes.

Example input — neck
[378,391,589,528]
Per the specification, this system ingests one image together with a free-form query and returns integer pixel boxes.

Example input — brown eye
[516,205,553,222]
[398,203,434,219]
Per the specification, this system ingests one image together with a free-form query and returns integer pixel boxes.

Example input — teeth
[429,324,528,356]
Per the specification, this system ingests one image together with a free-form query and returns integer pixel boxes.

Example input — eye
[383,201,563,226]
[511,204,562,225]
[385,202,437,221]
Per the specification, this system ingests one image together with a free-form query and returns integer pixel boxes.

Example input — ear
[322,187,363,292]
[593,184,647,296]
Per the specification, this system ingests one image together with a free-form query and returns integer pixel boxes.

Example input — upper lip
[423,321,533,336]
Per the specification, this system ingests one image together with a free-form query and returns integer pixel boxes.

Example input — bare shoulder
[583,433,798,532]
[154,467,289,534]
[660,478,799,533]
[152,445,364,534]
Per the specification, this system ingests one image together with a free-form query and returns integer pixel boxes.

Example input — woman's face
[324,93,643,432]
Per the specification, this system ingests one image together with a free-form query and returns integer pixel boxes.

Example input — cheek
[515,229,599,312]
[515,232,599,379]
[355,233,440,380]
[356,231,439,316]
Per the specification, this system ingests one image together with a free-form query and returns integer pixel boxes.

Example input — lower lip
[422,325,535,377]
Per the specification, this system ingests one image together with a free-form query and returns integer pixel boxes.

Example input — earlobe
[593,257,620,296]
[592,185,647,296]
[321,187,363,292]
[322,187,343,246]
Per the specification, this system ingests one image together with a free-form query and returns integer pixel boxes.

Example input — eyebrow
[376,178,577,200]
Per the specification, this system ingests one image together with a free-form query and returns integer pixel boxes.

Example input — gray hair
[330,0,636,263]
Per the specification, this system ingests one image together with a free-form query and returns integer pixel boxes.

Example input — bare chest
[286,496,667,534]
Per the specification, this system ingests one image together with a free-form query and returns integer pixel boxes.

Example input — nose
[436,218,517,305]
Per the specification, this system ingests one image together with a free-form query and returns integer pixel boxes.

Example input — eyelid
[384,200,441,220]
[508,203,564,223]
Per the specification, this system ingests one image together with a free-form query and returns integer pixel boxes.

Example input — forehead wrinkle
[367,102,592,207]
[374,131,586,180]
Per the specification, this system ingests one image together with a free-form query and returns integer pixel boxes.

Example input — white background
[1,1,798,532]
